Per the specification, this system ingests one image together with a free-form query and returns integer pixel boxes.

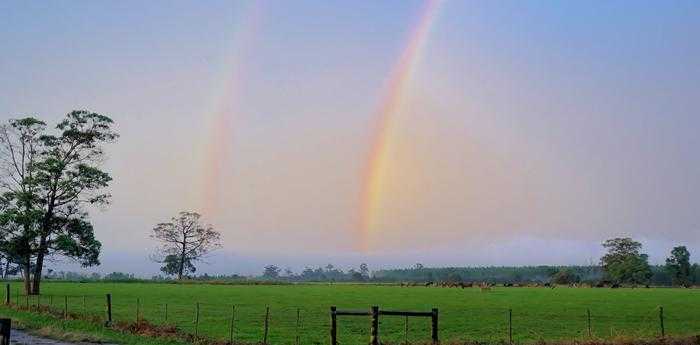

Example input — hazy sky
[1,1,699,275]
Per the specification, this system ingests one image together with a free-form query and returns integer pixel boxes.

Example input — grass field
[2,282,700,344]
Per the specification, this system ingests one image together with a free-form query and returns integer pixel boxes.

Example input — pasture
[3,282,700,344]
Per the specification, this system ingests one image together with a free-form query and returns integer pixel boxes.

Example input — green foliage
[445,272,463,283]
[103,272,137,281]
[160,255,195,277]
[262,264,281,279]
[551,268,581,285]
[0,111,117,293]
[374,265,597,284]
[600,238,652,284]
[666,246,692,287]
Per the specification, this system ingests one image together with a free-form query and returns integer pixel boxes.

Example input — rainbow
[358,0,443,251]
[201,2,263,219]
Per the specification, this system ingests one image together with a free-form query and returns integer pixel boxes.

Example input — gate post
[105,294,112,327]
[330,306,337,345]
[431,308,439,344]
[370,306,379,345]
[0,318,10,345]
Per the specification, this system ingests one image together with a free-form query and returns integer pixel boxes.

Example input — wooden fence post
[105,294,112,327]
[0,318,11,345]
[64,296,68,320]
[404,315,409,345]
[431,308,439,344]
[330,306,337,345]
[508,309,513,344]
[659,306,665,337]
[263,306,270,345]
[370,306,379,345]
[136,298,140,323]
[587,309,592,337]
[195,302,200,339]
[164,303,168,323]
[4,285,9,306]
[229,305,236,344]
[295,308,301,345]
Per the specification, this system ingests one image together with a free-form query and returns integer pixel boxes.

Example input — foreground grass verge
[0,304,188,345]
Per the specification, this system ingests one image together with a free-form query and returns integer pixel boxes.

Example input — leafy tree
[263,265,281,279]
[160,254,196,277]
[359,263,370,279]
[600,238,652,285]
[151,211,221,280]
[666,246,692,287]
[551,268,581,285]
[0,112,117,294]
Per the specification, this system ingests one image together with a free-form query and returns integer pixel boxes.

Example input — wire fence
[2,286,698,345]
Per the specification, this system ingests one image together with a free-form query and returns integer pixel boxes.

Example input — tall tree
[0,118,45,292]
[262,265,281,279]
[665,246,692,287]
[0,112,116,294]
[359,263,370,279]
[151,211,221,280]
[600,237,652,285]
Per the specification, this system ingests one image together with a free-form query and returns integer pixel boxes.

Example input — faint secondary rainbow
[201,3,263,219]
[358,0,443,251]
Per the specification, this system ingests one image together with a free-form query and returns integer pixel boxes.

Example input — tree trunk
[32,202,54,295]
[31,254,43,295]
[22,259,31,295]
[31,236,48,295]
[178,243,186,280]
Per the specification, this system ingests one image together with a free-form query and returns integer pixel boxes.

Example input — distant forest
[372,265,689,285]
[12,263,697,287]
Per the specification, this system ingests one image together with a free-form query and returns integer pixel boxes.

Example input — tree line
[373,238,699,287]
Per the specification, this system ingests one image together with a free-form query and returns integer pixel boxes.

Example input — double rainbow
[358,0,443,251]
[201,2,263,218]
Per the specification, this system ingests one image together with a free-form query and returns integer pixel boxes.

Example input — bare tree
[151,211,221,280]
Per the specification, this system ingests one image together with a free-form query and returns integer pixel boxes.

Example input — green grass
[0,301,187,345]
[1,282,699,345]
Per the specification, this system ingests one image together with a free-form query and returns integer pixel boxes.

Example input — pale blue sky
[1,1,699,275]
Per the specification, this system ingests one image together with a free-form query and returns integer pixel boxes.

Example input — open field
[2,282,700,344]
